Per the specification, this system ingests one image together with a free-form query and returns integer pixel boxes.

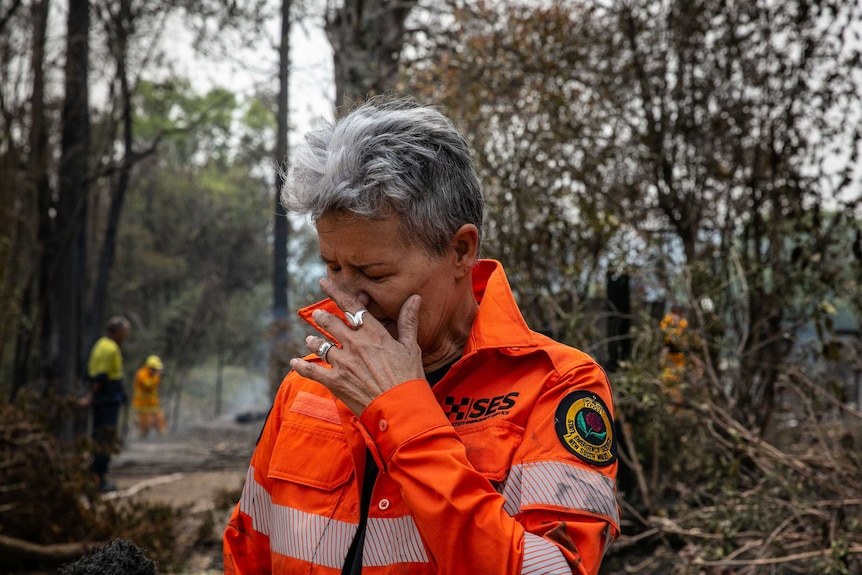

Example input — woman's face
[316,213,474,360]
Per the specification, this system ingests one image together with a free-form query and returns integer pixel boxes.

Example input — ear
[451,224,479,279]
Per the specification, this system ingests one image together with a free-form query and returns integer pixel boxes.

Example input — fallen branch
[616,407,653,511]
[0,533,102,566]
[650,516,725,540]
[788,366,862,421]
[101,472,184,501]
[692,545,862,567]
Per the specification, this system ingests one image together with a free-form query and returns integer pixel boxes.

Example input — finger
[290,357,333,381]
[305,334,328,356]
[312,308,352,339]
[396,295,421,347]
[319,277,366,314]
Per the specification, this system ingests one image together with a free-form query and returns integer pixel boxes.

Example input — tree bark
[46,0,89,440]
[325,0,418,109]
[0,0,23,35]
[270,0,292,398]
[8,0,50,401]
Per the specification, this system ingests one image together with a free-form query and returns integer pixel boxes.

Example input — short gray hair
[282,95,484,255]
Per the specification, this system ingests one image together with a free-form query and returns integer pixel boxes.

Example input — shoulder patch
[554,391,617,466]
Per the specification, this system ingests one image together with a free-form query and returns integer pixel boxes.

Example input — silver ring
[345,309,368,330]
[316,341,334,361]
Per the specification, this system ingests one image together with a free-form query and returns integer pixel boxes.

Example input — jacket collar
[465,259,538,353]
[296,259,538,353]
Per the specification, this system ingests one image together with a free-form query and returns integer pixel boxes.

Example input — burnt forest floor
[107,414,264,574]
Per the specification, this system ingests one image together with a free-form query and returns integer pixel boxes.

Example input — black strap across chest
[341,359,457,574]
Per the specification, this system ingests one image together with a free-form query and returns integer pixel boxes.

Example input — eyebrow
[319,255,387,271]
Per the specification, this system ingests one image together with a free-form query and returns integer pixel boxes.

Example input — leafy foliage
[405,0,862,572]
[102,82,276,413]
[407,1,644,347]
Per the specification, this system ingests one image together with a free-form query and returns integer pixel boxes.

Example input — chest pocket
[455,420,524,482]
[268,419,354,515]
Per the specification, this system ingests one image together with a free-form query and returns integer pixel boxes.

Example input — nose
[331,271,371,308]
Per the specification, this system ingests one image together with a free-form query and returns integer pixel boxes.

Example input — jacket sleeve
[358,367,619,575]
[224,389,281,575]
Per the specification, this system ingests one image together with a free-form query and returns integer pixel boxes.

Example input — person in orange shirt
[132,355,166,438]
[224,95,620,575]
[660,305,690,404]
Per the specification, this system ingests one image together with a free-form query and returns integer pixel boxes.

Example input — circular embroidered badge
[554,391,617,466]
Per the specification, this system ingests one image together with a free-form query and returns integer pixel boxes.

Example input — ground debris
[0,398,184,572]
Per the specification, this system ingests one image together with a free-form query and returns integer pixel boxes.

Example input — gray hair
[282,95,484,255]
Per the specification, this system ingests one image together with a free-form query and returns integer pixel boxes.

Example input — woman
[224,95,620,575]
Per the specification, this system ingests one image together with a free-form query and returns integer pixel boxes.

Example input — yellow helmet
[145,355,164,370]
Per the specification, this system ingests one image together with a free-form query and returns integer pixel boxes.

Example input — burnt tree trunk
[269,0,293,398]
[48,0,90,440]
[8,0,50,402]
[325,0,418,109]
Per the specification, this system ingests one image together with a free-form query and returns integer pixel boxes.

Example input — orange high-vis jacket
[224,260,620,575]
[132,366,162,412]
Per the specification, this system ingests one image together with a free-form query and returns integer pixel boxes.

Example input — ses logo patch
[442,392,519,426]
[554,391,617,466]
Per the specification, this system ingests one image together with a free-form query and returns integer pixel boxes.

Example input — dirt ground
[107,415,265,574]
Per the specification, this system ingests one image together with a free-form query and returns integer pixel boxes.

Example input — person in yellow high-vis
[82,316,131,492]
[132,355,166,438]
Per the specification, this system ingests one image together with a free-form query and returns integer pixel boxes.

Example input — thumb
[396,294,422,348]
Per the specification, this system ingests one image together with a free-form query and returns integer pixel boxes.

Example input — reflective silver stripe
[499,461,620,527]
[363,516,429,566]
[521,532,571,575]
[240,466,272,535]
[238,466,428,569]
[238,466,355,568]
[239,461,615,571]
[270,504,356,568]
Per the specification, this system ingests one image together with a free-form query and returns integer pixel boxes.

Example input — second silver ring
[316,341,334,361]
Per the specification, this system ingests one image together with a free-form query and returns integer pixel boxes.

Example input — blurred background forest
[2,0,862,573]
